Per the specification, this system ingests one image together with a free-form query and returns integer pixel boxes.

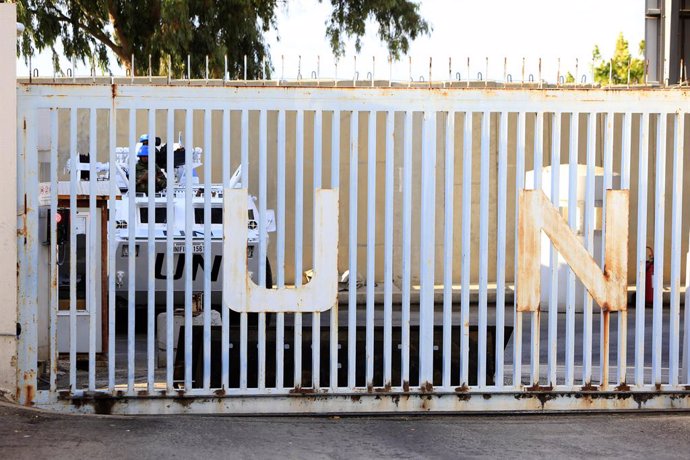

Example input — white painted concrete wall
[0,3,17,401]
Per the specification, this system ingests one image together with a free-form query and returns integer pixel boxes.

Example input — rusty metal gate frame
[16,82,690,414]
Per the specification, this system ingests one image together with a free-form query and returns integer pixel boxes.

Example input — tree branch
[107,0,131,64]
[50,6,124,59]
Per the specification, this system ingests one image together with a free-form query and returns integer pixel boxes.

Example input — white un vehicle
[68,134,276,309]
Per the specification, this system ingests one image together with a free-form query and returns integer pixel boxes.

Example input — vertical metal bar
[312,109,322,389]
[166,109,175,392]
[461,111,473,386]
[203,109,212,391]
[669,112,684,387]
[601,310,611,389]
[635,112,650,387]
[276,110,286,389]
[70,107,78,391]
[513,111,526,388]
[548,112,561,387]
[14,112,24,392]
[534,112,544,187]
[331,111,341,188]
[294,109,304,388]
[240,108,249,390]
[16,105,26,399]
[221,109,231,390]
[241,110,249,183]
[366,111,376,387]
[531,112,544,386]
[582,112,596,386]
[401,111,412,388]
[419,111,436,387]
[348,110,358,389]
[685,229,690,384]
[442,111,455,388]
[529,283,541,389]
[565,113,579,386]
[330,110,340,390]
[496,111,508,388]
[147,108,156,393]
[478,111,490,388]
[257,109,267,390]
[102,106,119,393]
[184,108,194,390]
[22,106,39,400]
[622,113,632,188]
[126,109,136,394]
[88,108,98,392]
[236,109,248,390]
[107,106,116,393]
[618,112,632,386]
[16,104,28,401]
[652,113,667,385]
[383,110,394,387]
[600,111,613,389]
[50,110,59,393]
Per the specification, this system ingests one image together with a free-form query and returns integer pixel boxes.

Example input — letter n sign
[517,189,629,312]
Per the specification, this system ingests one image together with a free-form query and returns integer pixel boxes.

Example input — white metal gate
[16,81,690,414]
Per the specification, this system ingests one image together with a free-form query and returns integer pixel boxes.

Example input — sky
[17,0,645,83]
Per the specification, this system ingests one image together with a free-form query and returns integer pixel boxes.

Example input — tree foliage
[325,0,429,58]
[592,33,645,85]
[15,0,430,79]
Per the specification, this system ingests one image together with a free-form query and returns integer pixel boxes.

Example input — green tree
[15,0,430,78]
[592,33,645,85]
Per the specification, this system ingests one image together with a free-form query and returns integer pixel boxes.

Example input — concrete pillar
[0,3,17,401]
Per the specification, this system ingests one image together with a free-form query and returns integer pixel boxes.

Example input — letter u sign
[517,189,629,312]
[223,188,339,313]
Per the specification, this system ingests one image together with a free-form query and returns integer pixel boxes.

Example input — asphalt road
[2,403,690,459]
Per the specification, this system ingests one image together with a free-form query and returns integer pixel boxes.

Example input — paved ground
[1,403,690,459]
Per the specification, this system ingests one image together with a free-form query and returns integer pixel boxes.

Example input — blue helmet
[137,134,150,156]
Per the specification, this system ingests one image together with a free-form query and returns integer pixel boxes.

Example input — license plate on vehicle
[173,243,204,254]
